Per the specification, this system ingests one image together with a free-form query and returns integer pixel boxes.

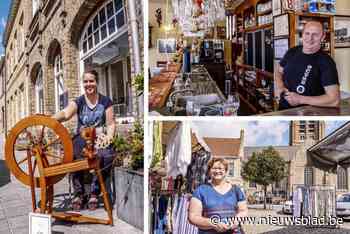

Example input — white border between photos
[143,0,149,233]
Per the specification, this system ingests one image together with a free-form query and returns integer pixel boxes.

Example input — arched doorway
[78,0,132,117]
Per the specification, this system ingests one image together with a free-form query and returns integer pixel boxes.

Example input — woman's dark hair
[84,69,99,83]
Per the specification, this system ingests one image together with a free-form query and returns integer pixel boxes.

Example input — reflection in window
[54,54,65,111]
[35,67,44,113]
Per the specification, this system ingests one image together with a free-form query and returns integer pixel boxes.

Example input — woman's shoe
[88,195,98,211]
[72,196,83,211]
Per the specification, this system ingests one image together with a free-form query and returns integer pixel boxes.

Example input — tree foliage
[242,146,287,187]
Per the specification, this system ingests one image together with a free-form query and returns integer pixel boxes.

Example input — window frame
[35,67,44,113]
[54,54,65,112]
[79,0,127,60]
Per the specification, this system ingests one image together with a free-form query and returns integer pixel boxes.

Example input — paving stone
[3,205,30,218]
[0,219,10,231]
[7,215,28,229]
[11,227,28,234]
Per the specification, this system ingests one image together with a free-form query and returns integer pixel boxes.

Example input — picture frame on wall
[157,39,177,54]
[274,14,289,37]
[274,38,289,59]
[335,16,350,48]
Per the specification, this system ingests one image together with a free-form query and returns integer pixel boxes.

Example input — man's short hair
[84,69,99,83]
[304,20,324,33]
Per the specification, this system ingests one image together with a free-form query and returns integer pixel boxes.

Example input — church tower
[289,121,325,146]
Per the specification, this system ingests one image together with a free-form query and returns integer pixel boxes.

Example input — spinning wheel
[4,115,113,225]
[5,115,74,187]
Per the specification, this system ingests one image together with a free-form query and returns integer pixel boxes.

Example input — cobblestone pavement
[0,137,143,234]
[242,205,350,234]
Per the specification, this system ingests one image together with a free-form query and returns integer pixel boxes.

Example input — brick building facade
[2,0,143,135]
[0,56,5,137]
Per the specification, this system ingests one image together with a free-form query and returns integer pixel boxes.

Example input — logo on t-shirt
[296,65,312,94]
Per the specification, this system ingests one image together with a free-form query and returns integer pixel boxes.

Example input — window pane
[108,18,116,35]
[116,11,125,28]
[99,9,106,24]
[107,2,114,19]
[88,36,93,49]
[115,0,123,11]
[83,41,87,53]
[101,25,107,40]
[88,23,93,35]
[93,15,99,31]
[94,31,100,45]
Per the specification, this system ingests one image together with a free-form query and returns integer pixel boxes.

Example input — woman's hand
[212,222,231,232]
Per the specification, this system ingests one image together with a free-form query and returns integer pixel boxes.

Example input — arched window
[81,0,125,58]
[35,67,44,113]
[54,54,65,111]
[337,166,348,190]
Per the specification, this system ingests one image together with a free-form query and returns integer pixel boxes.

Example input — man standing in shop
[275,20,340,110]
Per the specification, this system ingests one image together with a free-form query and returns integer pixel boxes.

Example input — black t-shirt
[279,46,339,109]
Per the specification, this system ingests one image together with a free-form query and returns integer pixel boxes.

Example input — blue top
[192,184,246,234]
[72,94,113,159]
[74,94,113,132]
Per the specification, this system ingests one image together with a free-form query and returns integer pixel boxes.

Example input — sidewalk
[0,137,143,234]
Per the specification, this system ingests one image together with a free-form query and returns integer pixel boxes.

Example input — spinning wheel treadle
[5,115,73,187]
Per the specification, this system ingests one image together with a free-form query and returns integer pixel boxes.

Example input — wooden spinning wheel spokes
[5,115,74,187]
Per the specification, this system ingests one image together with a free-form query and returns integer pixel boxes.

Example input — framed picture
[274,38,289,59]
[335,16,350,48]
[274,14,289,37]
[29,212,51,234]
[157,39,177,54]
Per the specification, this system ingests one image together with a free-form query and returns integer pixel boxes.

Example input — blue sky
[0,0,11,55]
[192,120,346,147]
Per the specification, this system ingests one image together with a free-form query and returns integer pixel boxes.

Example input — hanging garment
[154,195,169,234]
[186,149,211,193]
[293,189,301,217]
[173,194,198,234]
[152,121,163,168]
[166,122,192,177]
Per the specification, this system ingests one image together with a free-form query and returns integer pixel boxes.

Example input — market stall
[149,121,212,234]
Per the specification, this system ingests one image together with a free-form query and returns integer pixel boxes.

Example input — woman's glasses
[211,167,226,171]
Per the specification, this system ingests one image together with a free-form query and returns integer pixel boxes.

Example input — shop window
[54,54,66,111]
[35,67,44,113]
[337,167,348,190]
[81,0,125,58]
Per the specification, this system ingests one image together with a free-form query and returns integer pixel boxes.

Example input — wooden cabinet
[226,0,274,114]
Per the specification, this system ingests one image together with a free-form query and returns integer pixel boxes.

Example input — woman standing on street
[188,158,248,234]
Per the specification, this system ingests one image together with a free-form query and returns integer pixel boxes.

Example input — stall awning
[307,122,350,171]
